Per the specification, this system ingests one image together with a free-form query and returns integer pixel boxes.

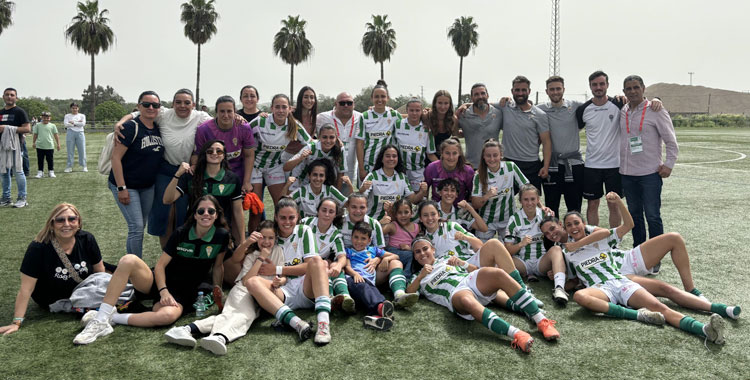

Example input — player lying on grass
[539,196,741,320]
[406,237,560,353]
[561,192,727,345]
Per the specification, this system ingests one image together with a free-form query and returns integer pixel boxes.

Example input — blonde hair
[34,203,82,243]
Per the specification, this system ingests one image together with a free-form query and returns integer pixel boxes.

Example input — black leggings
[36,148,54,171]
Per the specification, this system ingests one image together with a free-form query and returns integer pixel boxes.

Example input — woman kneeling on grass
[73,195,228,345]
[407,238,559,353]
[164,221,284,355]
[562,192,727,345]
[245,197,333,345]
[0,203,105,335]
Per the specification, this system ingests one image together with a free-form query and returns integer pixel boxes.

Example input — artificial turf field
[0,128,747,380]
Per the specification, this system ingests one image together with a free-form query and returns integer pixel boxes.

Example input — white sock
[553,272,566,289]
[95,303,116,323]
[394,289,406,298]
[506,325,520,338]
[111,313,131,326]
[317,311,330,325]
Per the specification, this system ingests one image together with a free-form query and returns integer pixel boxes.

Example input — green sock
[328,278,334,296]
[388,268,407,293]
[679,316,706,337]
[605,303,639,320]
[275,305,298,326]
[509,289,540,317]
[505,299,523,313]
[481,308,510,336]
[710,303,729,318]
[332,272,349,296]
[690,288,703,297]
[509,270,527,290]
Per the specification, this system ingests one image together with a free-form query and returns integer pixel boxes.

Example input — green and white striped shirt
[505,207,546,261]
[289,140,347,189]
[355,108,401,172]
[416,256,469,312]
[362,168,412,220]
[471,161,528,226]
[340,214,385,249]
[250,116,312,169]
[290,184,347,219]
[439,204,476,231]
[562,228,623,287]
[299,217,346,260]
[425,221,477,261]
[393,119,435,171]
[277,224,318,279]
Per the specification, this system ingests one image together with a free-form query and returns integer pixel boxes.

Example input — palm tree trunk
[196,44,201,108]
[458,56,464,107]
[290,64,294,105]
[380,61,384,80]
[90,54,96,126]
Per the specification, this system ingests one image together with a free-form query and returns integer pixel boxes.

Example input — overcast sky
[2,0,748,106]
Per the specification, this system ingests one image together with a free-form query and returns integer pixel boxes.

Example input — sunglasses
[206,148,224,155]
[54,215,79,224]
[338,101,353,106]
[196,207,216,216]
[140,102,162,109]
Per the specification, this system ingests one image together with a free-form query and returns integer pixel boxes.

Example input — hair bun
[376,79,388,87]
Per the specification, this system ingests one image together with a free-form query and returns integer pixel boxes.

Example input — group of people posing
[1,73,739,355]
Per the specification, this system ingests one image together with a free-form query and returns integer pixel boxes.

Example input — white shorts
[449,270,497,320]
[592,278,643,307]
[475,224,507,243]
[406,169,425,192]
[281,276,315,310]
[521,258,544,277]
[465,251,481,267]
[251,165,286,186]
[619,246,653,276]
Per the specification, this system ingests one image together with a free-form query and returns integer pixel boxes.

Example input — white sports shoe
[49,170,56,178]
[552,286,568,306]
[13,198,27,208]
[703,313,726,345]
[199,335,227,355]
[363,316,394,331]
[165,326,197,348]
[64,167,73,173]
[314,321,331,345]
[35,171,43,179]
[73,319,113,345]
[394,292,419,308]
[637,308,666,325]
[80,310,115,327]
[82,167,88,173]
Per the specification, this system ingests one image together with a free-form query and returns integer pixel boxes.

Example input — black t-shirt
[237,110,261,123]
[176,168,242,225]
[163,225,229,298]
[108,116,164,189]
[0,106,30,140]
[19,231,103,308]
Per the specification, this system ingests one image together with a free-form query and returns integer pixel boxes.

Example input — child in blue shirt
[345,222,419,330]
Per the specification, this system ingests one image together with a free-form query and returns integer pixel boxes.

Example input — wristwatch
[117,185,127,191]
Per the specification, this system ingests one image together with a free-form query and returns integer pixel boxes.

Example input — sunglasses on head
[338,101,353,106]
[54,215,79,224]
[196,207,216,216]
[140,102,161,109]
[206,148,224,155]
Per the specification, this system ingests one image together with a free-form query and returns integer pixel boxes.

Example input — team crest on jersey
[292,242,298,251]
[233,137,238,146]
[609,115,614,121]
[206,246,213,256]
[218,184,225,193]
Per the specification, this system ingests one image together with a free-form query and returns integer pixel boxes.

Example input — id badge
[629,136,643,154]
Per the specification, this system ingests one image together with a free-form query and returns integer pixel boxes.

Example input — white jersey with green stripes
[393,119,435,171]
[290,183,347,219]
[250,116,312,169]
[277,224,318,279]
[340,214,385,249]
[415,255,470,312]
[439,204,476,231]
[289,140,347,188]
[425,221,477,261]
[471,161,528,226]
[362,168,412,220]
[504,207,546,261]
[355,108,401,172]
[299,217,346,260]
[562,228,624,287]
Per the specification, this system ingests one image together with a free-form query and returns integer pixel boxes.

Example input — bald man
[316,92,362,194]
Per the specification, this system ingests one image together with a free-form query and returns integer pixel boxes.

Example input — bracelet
[460,261,469,270]
[12,317,23,326]
[276,266,283,276]
[173,175,181,179]
[158,286,168,293]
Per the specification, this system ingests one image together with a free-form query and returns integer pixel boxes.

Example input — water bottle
[194,291,207,317]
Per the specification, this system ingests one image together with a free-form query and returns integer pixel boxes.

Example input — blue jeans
[621,173,663,247]
[148,161,187,237]
[387,247,413,279]
[2,153,27,200]
[66,130,87,168]
[109,182,154,257]
[21,137,29,176]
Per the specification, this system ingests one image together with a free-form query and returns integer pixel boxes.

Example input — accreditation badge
[629,136,643,154]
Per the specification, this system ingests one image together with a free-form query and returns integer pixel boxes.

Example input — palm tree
[361,15,396,80]
[181,0,218,108]
[273,15,313,103]
[0,0,14,36]
[447,16,479,105]
[65,0,115,125]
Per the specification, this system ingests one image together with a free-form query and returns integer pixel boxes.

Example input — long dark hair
[478,139,502,194]
[191,140,230,204]
[373,144,405,174]
[307,158,337,187]
[184,195,228,234]
[427,90,457,136]
[416,200,443,233]
[389,198,414,230]
[293,86,317,126]
[317,196,344,229]
[317,124,343,169]
[274,197,299,237]
[245,220,276,254]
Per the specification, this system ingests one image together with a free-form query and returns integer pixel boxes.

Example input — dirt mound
[646,83,750,115]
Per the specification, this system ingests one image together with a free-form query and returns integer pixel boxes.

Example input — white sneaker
[199,335,227,355]
[296,320,313,342]
[552,286,569,306]
[35,171,43,179]
[49,170,56,178]
[64,167,73,173]
[13,198,27,208]
[73,319,113,345]
[314,321,331,345]
[637,308,666,325]
[82,167,88,173]
[394,292,419,308]
[363,316,394,331]
[80,310,115,327]
[164,326,196,348]
[704,313,726,345]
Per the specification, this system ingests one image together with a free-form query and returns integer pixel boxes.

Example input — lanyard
[626,101,647,134]
[333,114,355,138]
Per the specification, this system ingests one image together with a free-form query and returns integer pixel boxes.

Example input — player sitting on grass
[407,237,560,353]
[345,222,419,330]
[562,192,727,345]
